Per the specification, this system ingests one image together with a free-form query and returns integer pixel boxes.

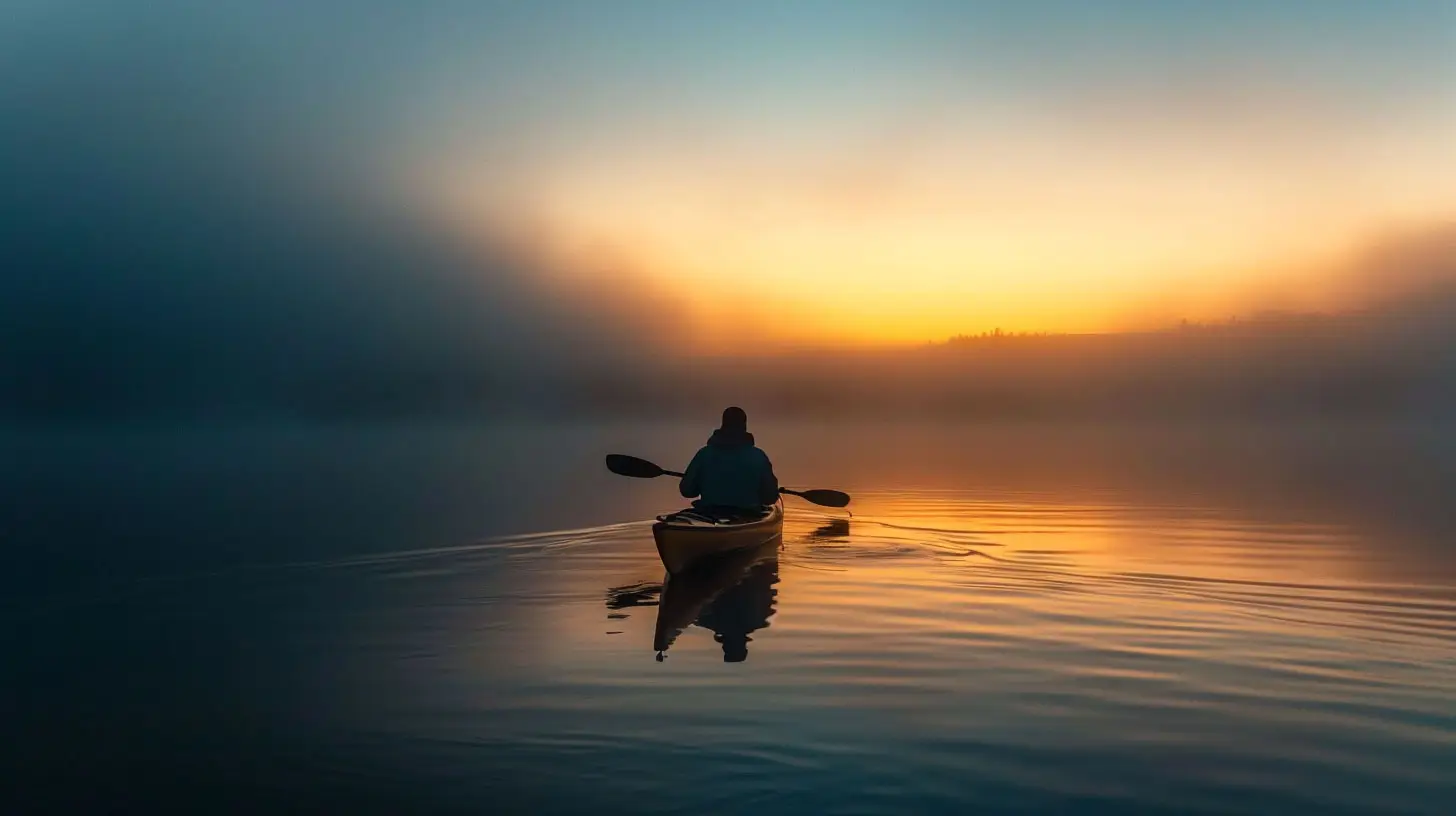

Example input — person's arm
[680,448,706,498]
[758,451,780,505]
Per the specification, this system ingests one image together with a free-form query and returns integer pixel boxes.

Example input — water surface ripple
[263,490,1456,814]
[8,430,1456,814]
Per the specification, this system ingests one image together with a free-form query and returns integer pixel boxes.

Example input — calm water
[4,421,1455,813]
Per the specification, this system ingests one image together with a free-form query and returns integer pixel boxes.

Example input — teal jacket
[680,429,779,510]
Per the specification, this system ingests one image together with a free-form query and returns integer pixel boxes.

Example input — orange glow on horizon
[412,97,1456,351]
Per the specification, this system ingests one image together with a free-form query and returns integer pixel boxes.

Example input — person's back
[680,407,779,511]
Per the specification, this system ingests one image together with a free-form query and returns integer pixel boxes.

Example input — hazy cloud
[0,4,684,421]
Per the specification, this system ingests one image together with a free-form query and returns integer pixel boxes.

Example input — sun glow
[433,153,1451,349]
[403,3,1456,352]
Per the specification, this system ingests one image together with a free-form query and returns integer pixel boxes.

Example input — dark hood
[708,428,755,448]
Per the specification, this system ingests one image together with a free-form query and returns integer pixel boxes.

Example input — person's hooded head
[708,406,755,447]
[721,406,747,432]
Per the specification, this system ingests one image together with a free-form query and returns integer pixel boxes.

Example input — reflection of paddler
[653,539,780,662]
[697,557,777,662]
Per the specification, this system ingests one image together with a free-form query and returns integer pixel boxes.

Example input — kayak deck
[652,502,784,574]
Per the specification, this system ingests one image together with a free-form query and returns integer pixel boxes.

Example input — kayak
[653,537,779,654]
[652,502,784,574]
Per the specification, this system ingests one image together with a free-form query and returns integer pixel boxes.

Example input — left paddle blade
[605,454,666,479]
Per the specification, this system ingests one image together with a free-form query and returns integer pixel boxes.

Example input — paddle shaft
[628,464,813,501]
[663,473,801,500]
[657,470,801,498]
[605,454,849,508]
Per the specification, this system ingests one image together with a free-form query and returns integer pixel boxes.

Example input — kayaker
[679,407,779,512]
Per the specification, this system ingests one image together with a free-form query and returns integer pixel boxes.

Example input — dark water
[4,421,1455,814]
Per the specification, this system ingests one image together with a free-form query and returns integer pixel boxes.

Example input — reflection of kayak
[653,538,780,654]
[652,502,784,574]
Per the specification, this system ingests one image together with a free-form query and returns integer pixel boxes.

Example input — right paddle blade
[605,454,666,479]
[796,488,851,508]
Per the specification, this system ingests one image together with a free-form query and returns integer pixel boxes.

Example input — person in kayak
[679,407,780,513]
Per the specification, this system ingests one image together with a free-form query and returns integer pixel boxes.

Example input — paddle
[605,453,683,480]
[780,488,852,508]
[605,454,851,508]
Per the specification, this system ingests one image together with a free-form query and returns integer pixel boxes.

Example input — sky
[2,1,1454,419]
[402,0,1456,344]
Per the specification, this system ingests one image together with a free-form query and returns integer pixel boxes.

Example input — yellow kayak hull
[651,503,784,574]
